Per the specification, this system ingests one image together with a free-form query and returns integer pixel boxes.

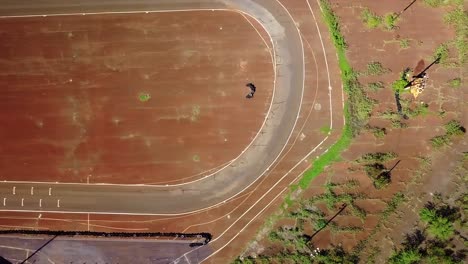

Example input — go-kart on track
[0,0,344,262]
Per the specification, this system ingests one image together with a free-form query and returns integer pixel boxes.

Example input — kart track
[0,0,344,263]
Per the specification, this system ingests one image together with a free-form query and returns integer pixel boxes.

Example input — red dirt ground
[0,10,274,184]
[0,0,347,263]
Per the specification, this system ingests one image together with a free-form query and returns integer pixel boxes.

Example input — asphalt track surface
[0,0,307,215]
[0,235,212,263]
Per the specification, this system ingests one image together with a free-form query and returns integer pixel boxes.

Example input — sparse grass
[192,154,200,162]
[448,77,462,88]
[423,0,463,7]
[367,81,384,91]
[444,7,468,64]
[401,101,430,118]
[380,110,400,120]
[357,152,398,163]
[320,125,332,135]
[364,163,391,189]
[138,92,151,102]
[367,126,386,139]
[382,192,406,219]
[430,120,466,148]
[392,120,408,129]
[399,38,410,49]
[361,8,382,29]
[433,43,450,63]
[365,61,389,76]
[383,13,398,30]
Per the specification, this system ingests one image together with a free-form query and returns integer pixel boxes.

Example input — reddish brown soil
[0,11,273,184]
[0,0,346,262]
[235,0,466,262]
[6,0,466,263]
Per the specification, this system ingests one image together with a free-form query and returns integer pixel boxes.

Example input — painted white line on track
[3,198,5,206]
[306,0,333,130]
[30,187,34,195]
[21,198,24,207]
[48,188,52,196]
[12,186,15,195]
[0,7,309,221]
[0,8,279,189]
[39,199,42,208]
[57,199,60,208]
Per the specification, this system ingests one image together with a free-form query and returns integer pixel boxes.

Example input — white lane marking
[56,199,60,208]
[30,186,34,195]
[0,8,280,189]
[21,198,24,207]
[3,198,5,206]
[48,188,52,196]
[306,0,333,130]
[12,186,15,195]
[39,199,42,208]
[0,8,307,218]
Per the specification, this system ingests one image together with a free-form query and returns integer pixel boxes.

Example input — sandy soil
[0,10,274,184]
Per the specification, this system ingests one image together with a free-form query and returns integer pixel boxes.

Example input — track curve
[0,0,305,214]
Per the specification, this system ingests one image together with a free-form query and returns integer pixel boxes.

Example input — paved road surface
[0,235,211,263]
[0,0,305,215]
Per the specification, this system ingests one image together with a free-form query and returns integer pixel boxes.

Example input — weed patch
[448,77,462,88]
[361,8,382,29]
[365,61,390,76]
[367,81,384,91]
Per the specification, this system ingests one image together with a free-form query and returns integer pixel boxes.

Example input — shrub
[427,217,455,240]
[361,8,382,29]
[430,135,450,148]
[420,207,437,223]
[389,249,422,264]
[357,152,397,163]
[445,120,465,136]
[367,81,384,91]
[399,39,410,49]
[366,61,389,75]
[384,13,399,30]
[433,43,450,63]
[392,79,409,93]
[448,78,462,88]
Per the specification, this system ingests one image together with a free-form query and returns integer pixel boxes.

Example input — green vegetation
[367,81,384,91]
[400,100,430,118]
[367,126,386,139]
[430,120,466,148]
[357,152,397,189]
[361,8,382,29]
[448,77,462,88]
[399,39,410,49]
[364,163,391,189]
[392,69,411,93]
[296,0,374,189]
[138,92,151,102]
[320,125,332,135]
[423,0,463,7]
[433,43,450,63]
[389,249,422,264]
[444,7,468,64]
[356,152,397,163]
[382,192,406,219]
[384,13,399,30]
[192,154,200,162]
[365,61,389,76]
